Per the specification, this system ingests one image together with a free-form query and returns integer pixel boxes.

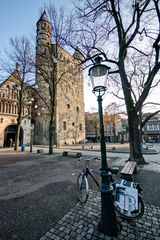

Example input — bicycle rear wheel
[77,173,89,203]
[115,195,144,220]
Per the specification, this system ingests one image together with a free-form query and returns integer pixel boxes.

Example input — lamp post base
[98,191,119,237]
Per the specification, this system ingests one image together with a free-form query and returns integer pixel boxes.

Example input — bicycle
[77,157,144,220]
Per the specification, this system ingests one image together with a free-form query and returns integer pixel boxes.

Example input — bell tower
[34,10,52,144]
[36,10,52,84]
[36,10,52,53]
[34,10,86,146]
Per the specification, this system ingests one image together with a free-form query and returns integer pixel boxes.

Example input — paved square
[40,191,160,240]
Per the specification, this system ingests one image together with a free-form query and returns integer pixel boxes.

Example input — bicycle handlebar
[79,157,101,161]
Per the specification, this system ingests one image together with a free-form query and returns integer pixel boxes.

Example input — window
[0,118,3,123]
[11,104,14,114]
[2,102,5,113]
[72,122,75,127]
[7,85,10,98]
[63,121,66,130]
[43,47,47,55]
[147,125,160,131]
[15,105,17,115]
[77,107,79,113]
[9,104,11,114]
[67,104,70,109]
[79,124,82,131]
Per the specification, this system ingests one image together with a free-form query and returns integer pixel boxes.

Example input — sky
[0,1,159,113]
[0,0,72,50]
[0,0,100,112]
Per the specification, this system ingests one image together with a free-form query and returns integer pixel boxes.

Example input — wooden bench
[82,146,94,149]
[120,161,137,181]
[62,151,82,158]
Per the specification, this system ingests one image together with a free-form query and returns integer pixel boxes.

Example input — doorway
[4,125,23,147]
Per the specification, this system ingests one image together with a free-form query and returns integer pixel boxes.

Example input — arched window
[63,121,66,130]
[2,102,5,113]
[79,124,82,131]
[8,86,11,98]
[9,104,11,114]
[11,104,14,114]
[6,103,8,113]
[77,107,79,113]
[43,47,47,55]
[15,105,17,115]
[6,85,10,98]
[67,104,70,109]
[11,87,14,99]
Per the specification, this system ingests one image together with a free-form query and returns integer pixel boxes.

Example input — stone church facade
[0,68,31,147]
[33,10,85,145]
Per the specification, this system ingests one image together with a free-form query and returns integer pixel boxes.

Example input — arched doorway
[4,125,24,147]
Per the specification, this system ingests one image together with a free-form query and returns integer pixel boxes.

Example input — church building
[0,68,31,147]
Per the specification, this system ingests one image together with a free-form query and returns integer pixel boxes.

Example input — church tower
[34,10,52,144]
[36,10,52,46]
[34,11,85,145]
[36,10,52,88]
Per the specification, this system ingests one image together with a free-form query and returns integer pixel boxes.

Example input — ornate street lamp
[88,56,118,236]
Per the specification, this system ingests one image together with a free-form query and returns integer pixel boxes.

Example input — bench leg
[76,153,82,158]
[63,152,68,156]
[121,174,134,181]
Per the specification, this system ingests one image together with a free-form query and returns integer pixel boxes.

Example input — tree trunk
[128,111,145,164]
[14,123,21,151]
[49,112,54,154]
[139,109,143,144]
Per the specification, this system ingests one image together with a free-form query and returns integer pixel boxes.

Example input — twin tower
[34,10,85,146]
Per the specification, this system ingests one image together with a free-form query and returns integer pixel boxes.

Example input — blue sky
[1,1,159,112]
[0,0,73,52]
[0,0,97,111]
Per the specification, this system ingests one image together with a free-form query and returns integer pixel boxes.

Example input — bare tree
[67,0,160,164]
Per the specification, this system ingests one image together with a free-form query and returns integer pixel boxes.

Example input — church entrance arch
[4,125,24,147]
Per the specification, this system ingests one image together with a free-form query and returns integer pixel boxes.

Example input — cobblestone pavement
[40,191,160,240]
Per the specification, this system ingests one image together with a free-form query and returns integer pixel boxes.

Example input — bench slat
[120,161,137,181]
[121,162,136,173]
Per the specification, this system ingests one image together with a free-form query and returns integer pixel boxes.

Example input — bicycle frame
[83,159,100,188]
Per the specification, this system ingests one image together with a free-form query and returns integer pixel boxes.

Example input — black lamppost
[88,56,118,236]
[28,98,34,153]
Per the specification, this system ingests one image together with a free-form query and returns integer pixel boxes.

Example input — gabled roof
[0,67,21,88]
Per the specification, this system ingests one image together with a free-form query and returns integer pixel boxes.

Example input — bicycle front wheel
[77,173,89,203]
